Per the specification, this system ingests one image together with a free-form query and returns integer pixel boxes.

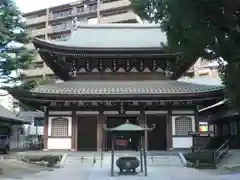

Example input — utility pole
[97,0,101,23]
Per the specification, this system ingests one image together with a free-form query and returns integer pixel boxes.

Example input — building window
[89,3,97,12]
[35,24,46,29]
[29,61,44,69]
[76,6,84,13]
[36,35,45,39]
[199,73,209,76]
[13,102,19,108]
[102,10,128,17]
[50,34,70,41]
[35,62,44,68]
[51,118,69,137]
[175,116,193,136]
[51,20,72,32]
[34,117,44,127]
[25,12,45,20]
[52,9,72,19]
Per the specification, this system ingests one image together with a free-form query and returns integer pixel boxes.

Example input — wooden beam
[43,106,49,150]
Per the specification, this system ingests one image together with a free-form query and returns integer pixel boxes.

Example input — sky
[14,0,77,13]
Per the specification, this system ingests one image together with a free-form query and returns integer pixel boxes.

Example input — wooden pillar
[166,109,173,150]
[71,111,77,151]
[43,106,49,151]
[139,110,147,150]
[97,112,105,151]
[195,109,199,132]
[75,113,78,151]
[111,135,115,176]
[100,113,105,151]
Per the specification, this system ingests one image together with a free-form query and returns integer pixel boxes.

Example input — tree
[132,0,240,110]
[0,0,35,88]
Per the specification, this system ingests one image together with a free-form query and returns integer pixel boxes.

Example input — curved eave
[10,88,224,102]
[32,38,192,79]
[32,38,168,52]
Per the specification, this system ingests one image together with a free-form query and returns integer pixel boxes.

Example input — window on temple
[175,116,193,135]
[51,118,69,137]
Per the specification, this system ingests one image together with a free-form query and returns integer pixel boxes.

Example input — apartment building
[184,58,222,79]
[23,0,142,78]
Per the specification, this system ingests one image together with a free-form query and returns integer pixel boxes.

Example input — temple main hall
[11,24,224,151]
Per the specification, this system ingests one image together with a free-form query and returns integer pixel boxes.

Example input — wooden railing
[213,140,229,165]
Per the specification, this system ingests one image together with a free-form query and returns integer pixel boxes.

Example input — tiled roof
[178,77,223,86]
[0,105,30,124]
[33,24,166,49]
[32,80,223,96]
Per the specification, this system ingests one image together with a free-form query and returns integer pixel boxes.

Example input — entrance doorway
[147,115,167,150]
[78,117,97,151]
[105,116,139,151]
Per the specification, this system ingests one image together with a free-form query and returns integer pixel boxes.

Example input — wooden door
[147,115,167,150]
[78,117,97,151]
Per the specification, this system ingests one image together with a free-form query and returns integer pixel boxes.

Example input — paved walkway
[1,152,240,180]
[88,154,227,180]
[219,150,240,168]
[0,155,93,180]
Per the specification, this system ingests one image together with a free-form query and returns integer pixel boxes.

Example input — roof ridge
[71,23,161,29]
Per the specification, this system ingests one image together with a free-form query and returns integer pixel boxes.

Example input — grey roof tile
[32,80,223,95]
[35,24,166,49]
[0,105,30,124]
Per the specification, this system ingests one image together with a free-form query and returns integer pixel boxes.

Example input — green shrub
[22,155,62,167]
[184,151,217,169]
[184,151,214,164]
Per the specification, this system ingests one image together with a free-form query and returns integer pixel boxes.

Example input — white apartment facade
[22,0,143,79]
[186,58,222,79]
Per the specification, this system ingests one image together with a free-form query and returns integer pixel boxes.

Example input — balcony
[48,0,131,21]
[49,10,73,21]
[51,23,72,33]
[101,0,131,11]
[30,27,52,37]
[26,16,47,26]
[101,11,138,23]
[197,68,210,76]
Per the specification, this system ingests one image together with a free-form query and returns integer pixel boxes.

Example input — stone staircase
[146,155,183,167]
